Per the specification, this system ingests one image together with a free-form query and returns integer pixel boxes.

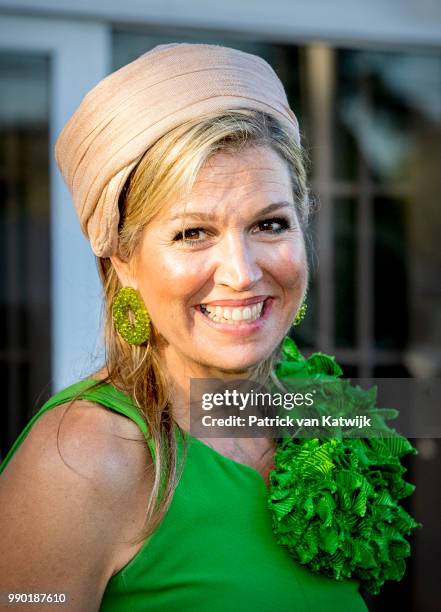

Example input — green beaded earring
[293,301,307,326]
[112,287,151,345]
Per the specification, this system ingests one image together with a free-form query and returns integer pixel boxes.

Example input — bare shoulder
[0,398,154,607]
[6,398,152,491]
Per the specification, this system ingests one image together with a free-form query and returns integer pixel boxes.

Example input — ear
[110,254,137,289]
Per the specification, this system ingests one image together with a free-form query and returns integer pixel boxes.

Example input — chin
[199,348,273,376]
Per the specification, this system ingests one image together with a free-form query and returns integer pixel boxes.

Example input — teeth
[232,308,242,321]
[242,307,251,320]
[200,300,266,323]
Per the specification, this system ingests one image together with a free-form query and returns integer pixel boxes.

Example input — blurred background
[0,1,440,609]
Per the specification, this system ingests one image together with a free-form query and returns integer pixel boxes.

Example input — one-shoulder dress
[1,379,368,611]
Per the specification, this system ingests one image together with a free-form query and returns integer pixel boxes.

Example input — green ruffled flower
[268,336,422,595]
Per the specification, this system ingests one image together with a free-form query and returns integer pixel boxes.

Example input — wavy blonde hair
[88,109,310,543]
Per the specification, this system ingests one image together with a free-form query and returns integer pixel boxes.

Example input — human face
[116,145,308,378]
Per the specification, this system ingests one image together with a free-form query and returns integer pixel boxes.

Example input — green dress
[1,379,368,612]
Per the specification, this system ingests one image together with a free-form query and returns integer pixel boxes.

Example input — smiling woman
[0,42,416,612]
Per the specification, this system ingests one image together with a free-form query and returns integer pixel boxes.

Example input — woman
[0,43,417,611]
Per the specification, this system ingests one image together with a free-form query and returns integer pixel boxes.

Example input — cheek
[264,240,308,289]
[138,250,208,308]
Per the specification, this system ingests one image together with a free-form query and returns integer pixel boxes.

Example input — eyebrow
[167,201,293,223]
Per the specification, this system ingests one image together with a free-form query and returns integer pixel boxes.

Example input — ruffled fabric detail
[268,336,421,595]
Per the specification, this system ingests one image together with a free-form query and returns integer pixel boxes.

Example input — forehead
[164,145,293,220]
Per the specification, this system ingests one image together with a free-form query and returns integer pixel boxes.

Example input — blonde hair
[91,109,310,543]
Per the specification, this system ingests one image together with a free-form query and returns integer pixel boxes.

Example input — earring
[292,301,307,326]
[112,287,151,345]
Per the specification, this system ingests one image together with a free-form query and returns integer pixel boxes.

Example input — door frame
[0,14,111,389]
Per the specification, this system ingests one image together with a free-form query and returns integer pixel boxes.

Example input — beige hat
[55,42,300,257]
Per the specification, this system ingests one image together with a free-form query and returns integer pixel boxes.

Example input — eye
[254,216,291,234]
[173,227,207,247]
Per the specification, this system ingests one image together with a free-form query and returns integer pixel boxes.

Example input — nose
[213,232,263,291]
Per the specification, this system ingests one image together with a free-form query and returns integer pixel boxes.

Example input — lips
[199,295,270,307]
[194,296,274,335]
[196,296,273,323]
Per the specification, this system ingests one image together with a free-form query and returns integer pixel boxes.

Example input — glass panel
[366,50,440,187]
[333,51,359,182]
[373,364,410,377]
[334,46,440,372]
[334,197,356,347]
[338,364,358,378]
[334,48,441,186]
[374,196,409,350]
[0,52,51,459]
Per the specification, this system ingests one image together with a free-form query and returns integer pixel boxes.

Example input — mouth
[196,297,271,325]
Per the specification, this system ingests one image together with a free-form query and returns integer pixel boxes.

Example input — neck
[158,342,260,432]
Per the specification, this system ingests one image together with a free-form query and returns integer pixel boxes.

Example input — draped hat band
[55,42,300,257]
